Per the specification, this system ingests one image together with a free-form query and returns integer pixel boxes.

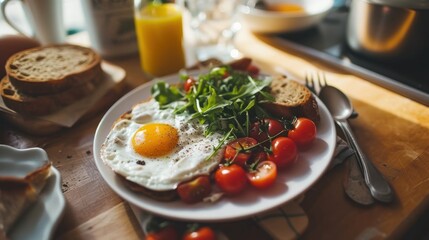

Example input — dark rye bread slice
[262,76,320,124]
[0,74,103,116]
[5,44,102,96]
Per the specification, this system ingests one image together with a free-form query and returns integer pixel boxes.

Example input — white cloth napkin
[129,136,354,240]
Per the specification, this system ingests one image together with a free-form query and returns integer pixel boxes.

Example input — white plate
[238,0,334,33]
[93,72,336,222]
[0,145,66,240]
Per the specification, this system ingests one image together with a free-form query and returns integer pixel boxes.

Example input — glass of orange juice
[134,1,186,77]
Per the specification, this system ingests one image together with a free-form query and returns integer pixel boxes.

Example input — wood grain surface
[235,30,429,240]
[1,29,428,240]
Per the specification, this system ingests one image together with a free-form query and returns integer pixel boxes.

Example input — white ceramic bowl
[238,0,334,33]
[0,144,50,180]
[0,144,66,240]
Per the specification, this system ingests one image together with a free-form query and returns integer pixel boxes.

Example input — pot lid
[367,0,429,9]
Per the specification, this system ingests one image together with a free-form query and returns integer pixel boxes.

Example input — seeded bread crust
[0,74,103,116]
[5,44,102,95]
[263,76,320,124]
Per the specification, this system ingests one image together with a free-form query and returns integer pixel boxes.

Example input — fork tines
[305,72,316,94]
[305,72,328,94]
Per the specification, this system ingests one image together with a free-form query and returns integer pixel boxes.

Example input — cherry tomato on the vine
[182,226,216,240]
[184,77,196,92]
[288,118,317,149]
[224,137,258,166]
[215,164,248,195]
[249,118,285,144]
[247,161,277,189]
[249,151,267,163]
[146,225,179,240]
[268,137,298,169]
[177,175,212,204]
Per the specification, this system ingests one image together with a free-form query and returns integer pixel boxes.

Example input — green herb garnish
[151,66,274,140]
[151,81,182,105]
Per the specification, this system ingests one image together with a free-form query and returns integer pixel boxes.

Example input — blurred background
[0,0,85,36]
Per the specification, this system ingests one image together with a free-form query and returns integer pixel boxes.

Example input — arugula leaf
[151,81,183,106]
[152,66,274,138]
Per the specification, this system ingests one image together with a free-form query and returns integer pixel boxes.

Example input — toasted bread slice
[5,44,102,96]
[263,76,320,124]
[0,74,103,116]
[0,161,51,236]
[120,175,178,202]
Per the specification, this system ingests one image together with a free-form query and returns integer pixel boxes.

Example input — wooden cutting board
[234,30,429,239]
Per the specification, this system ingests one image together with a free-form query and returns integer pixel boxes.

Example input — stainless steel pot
[346,0,429,62]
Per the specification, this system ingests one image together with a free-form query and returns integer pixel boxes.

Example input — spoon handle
[337,120,394,203]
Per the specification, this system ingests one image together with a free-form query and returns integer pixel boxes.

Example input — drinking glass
[178,0,242,62]
[134,0,186,77]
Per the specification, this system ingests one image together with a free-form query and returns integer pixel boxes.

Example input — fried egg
[100,99,224,191]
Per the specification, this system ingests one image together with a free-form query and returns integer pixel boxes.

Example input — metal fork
[305,72,327,95]
[305,72,358,118]
[306,72,376,205]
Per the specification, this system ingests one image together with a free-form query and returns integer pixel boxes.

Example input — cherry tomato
[249,119,285,144]
[288,118,317,149]
[246,64,260,77]
[177,175,212,204]
[247,161,277,189]
[215,164,248,195]
[268,137,298,169]
[183,226,216,240]
[146,225,179,240]
[224,137,258,166]
[229,57,252,71]
[184,77,196,92]
[222,71,230,79]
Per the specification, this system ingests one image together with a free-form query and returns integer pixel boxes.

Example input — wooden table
[1,29,429,240]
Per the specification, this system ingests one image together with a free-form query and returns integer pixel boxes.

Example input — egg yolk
[132,123,179,157]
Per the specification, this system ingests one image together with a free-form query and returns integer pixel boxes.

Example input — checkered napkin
[130,137,354,240]
[253,136,354,240]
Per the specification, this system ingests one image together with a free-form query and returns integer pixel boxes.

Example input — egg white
[100,99,224,191]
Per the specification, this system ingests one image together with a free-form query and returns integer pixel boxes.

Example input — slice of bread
[0,161,51,237]
[1,74,103,116]
[263,76,320,124]
[5,44,102,96]
[120,175,178,202]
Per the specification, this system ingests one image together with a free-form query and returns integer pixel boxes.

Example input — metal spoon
[319,86,394,203]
